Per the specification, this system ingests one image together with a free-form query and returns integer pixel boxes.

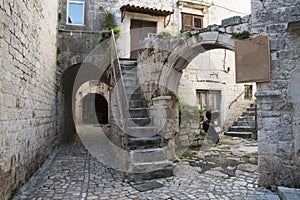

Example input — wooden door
[130,19,157,59]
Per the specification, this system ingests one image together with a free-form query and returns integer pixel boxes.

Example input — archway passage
[61,62,110,142]
[82,94,108,124]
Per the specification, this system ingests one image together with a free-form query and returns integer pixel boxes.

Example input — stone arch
[60,62,110,142]
[157,32,235,93]
[169,32,234,71]
[146,32,242,130]
[75,81,109,124]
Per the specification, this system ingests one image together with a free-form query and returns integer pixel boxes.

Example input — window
[244,85,253,100]
[196,90,221,111]
[67,0,85,25]
[182,13,203,31]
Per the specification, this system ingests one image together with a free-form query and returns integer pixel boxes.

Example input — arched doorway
[82,93,108,124]
[60,62,110,142]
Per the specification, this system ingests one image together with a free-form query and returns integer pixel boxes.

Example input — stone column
[150,96,179,161]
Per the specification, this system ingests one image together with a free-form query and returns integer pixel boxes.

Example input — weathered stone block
[233,23,250,33]
[241,14,251,23]
[221,16,242,27]
[269,38,285,50]
[266,23,288,33]
[225,26,234,34]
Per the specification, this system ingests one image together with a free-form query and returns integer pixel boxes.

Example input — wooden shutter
[194,16,202,28]
[182,13,193,31]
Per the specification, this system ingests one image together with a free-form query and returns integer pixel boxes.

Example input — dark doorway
[130,19,157,59]
[61,63,110,142]
[83,94,108,124]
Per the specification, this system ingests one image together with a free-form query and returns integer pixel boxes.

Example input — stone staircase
[120,59,172,180]
[225,103,257,139]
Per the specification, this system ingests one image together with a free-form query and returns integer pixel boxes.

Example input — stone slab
[132,181,164,192]
[278,186,300,200]
[237,163,258,172]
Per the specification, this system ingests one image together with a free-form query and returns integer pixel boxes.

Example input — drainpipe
[172,0,177,35]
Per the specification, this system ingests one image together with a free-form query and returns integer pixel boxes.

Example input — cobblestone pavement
[14,135,280,200]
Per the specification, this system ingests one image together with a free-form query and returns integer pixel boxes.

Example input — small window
[244,85,253,100]
[182,13,203,31]
[67,0,85,25]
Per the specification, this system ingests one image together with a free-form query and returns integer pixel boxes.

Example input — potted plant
[98,11,120,43]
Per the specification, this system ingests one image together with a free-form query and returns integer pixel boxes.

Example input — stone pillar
[251,0,300,187]
[150,96,179,161]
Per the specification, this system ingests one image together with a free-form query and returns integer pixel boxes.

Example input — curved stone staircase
[120,59,173,180]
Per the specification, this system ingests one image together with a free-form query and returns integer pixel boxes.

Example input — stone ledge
[278,186,300,200]
[152,96,172,101]
[255,90,282,97]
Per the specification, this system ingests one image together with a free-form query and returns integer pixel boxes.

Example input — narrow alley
[14,131,279,200]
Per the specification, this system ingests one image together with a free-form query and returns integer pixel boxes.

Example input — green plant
[185,31,193,38]
[163,57,169,65]
[103,11,117,30]
[98,11,120,43]
[168,90,179,102]
[157,31,173,40]
[147,44,154,56]
[180,150,197,158]
[231,31,251,39]
[98,28,120,43]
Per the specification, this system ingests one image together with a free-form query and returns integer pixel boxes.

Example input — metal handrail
[110,30,129,140]
[228,86,250,109]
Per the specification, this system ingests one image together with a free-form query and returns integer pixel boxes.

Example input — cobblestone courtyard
[13,128,280,200]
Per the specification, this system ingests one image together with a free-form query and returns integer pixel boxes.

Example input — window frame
[181,13,203,31]
[196,90,221,111]
[66,0,85,26]
[244,85,253,100]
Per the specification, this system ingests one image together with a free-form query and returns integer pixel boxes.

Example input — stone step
[124,78,137,86]
[127,126,156,138]
[123,71,137,79]
[130,148,166,163]
[128,93,145,100]
[238,116,255,121]
[129,100,147,108]
[125,86,141,95]
[128,117,152,126]
[126,136,162,150]
[129,108,149,118]
[229,126,253,132]
[247,107,256,112]
[278,186,300,200]
[242,111,255,116]
[224,131,252,139]
[234,121,255,126]
[119,59,138,66]
[129,160,173,173]
[126,166,173,181]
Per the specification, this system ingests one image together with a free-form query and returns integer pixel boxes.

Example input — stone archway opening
[138,31,257,162]
[82,93,108,124]
[61,62,110,142]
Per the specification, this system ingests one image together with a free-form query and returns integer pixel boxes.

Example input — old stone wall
[0,0,58,199]
[138,14,256,133]
[251,0,300,187]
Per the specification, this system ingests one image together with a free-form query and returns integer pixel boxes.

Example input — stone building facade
[2,0,300,199]
[251,0,300,188]
[0,0,59,199]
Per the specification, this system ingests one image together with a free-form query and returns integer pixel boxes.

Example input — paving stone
[237,163,258,172]
[13,140,280,200]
